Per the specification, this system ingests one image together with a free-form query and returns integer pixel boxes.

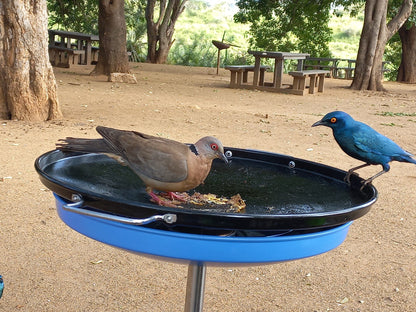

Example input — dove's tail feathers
[56,138,112,153]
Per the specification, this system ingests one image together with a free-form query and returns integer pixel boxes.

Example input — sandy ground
[1,63,416,311]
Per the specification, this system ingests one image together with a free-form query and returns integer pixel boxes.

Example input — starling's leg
[345,163,371,184]
[360,169,388,191]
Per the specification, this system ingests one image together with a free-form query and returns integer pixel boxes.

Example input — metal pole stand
[184,262,206,312]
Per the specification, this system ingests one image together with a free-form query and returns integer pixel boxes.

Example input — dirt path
[0,63,415,311]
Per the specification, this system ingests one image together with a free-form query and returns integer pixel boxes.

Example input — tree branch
[386,0,413,39]
[157,0,168,27]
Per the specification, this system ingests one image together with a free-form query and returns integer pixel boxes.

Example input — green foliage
[46,0,413,82]
[388,0,416,23]
[168,0,250,67]
[384,0,416,81]
[384,32,401,81]
[47,0,98,34]
[125,0,148,62]
[379,122,405,127]
[234,0,333,57]
[170,32,215,67]
[377,111,416,117]
[328,8,363,59]
[47,0,147,60]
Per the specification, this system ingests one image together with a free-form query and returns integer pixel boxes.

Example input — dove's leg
[158,191,188,202]
[166,192,187,201]
[146,187,178,207]
[345,163,371,184]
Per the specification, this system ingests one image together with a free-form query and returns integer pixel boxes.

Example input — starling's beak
[312,120,325,127]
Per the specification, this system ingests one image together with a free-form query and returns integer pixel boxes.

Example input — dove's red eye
[210,143,218,151]
[330,117,337,123]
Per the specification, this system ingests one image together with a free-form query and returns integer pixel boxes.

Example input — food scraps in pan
[152,192,246,212]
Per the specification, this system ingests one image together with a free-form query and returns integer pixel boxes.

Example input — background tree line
[47,0,415,84]
[47,0,250,66]
[1,0,414,121]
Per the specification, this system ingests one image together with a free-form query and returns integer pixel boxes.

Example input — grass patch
[380,122,403,127]
[377,111,416,117]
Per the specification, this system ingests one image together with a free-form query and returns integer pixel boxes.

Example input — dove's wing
[97,126,189,183]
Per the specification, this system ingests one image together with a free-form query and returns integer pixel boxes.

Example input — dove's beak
[219,152,229,163]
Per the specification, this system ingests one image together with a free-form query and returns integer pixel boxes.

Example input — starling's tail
[56,137,113,154]
[399,154,416,165]
[407,156,416,165]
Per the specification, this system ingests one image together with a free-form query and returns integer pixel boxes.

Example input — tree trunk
[351,0,412,91]
[0,0,62,121]
[146,0,187,64]
[92,0,130,75]
[397,23,416,83]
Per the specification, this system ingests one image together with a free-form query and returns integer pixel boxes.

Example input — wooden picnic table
[48,29,99,65]
[248,50,310,91]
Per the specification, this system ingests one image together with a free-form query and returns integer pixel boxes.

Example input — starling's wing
[352,122,407,158]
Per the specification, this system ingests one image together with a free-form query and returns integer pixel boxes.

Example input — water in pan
[44,153,366,215]
[199,158,365,214]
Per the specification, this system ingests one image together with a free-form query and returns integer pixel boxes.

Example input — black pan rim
[35,148,378,231]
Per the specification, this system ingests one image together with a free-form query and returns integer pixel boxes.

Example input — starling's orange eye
[330,117,337,123]
[210,143,218,151]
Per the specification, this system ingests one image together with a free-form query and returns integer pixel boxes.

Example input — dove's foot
[148,193,178,207]
[161,191,188,202]
[146,188,179,207]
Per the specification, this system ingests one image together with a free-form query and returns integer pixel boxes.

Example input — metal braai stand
[35,148,378,311]
[56,197,361,312]
[184,262,206,312]
[62,199,207,312]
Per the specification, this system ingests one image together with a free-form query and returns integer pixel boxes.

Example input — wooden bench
[334,60,391,80]
[225,65,270,87]
[48,45,85,68]
[289,70,330,95]
[335,67,355,79]
[333,59,355,79]
[303,57,338,78]
[91,46,99,64]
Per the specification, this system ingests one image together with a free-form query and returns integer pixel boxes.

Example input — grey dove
[56,126,228,206]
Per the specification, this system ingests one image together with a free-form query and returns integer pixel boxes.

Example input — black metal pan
[35,148,377,232]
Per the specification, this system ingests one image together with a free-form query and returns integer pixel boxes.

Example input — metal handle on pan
[62,194,177,225]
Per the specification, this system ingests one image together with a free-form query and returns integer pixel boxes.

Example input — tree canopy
[145,0,187,63]
[48,0,147,60]
[235,0,414,88]
[351,0,412,90]
[234,0,334,57]
[48,0,98,34]
[46,0,416,84]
